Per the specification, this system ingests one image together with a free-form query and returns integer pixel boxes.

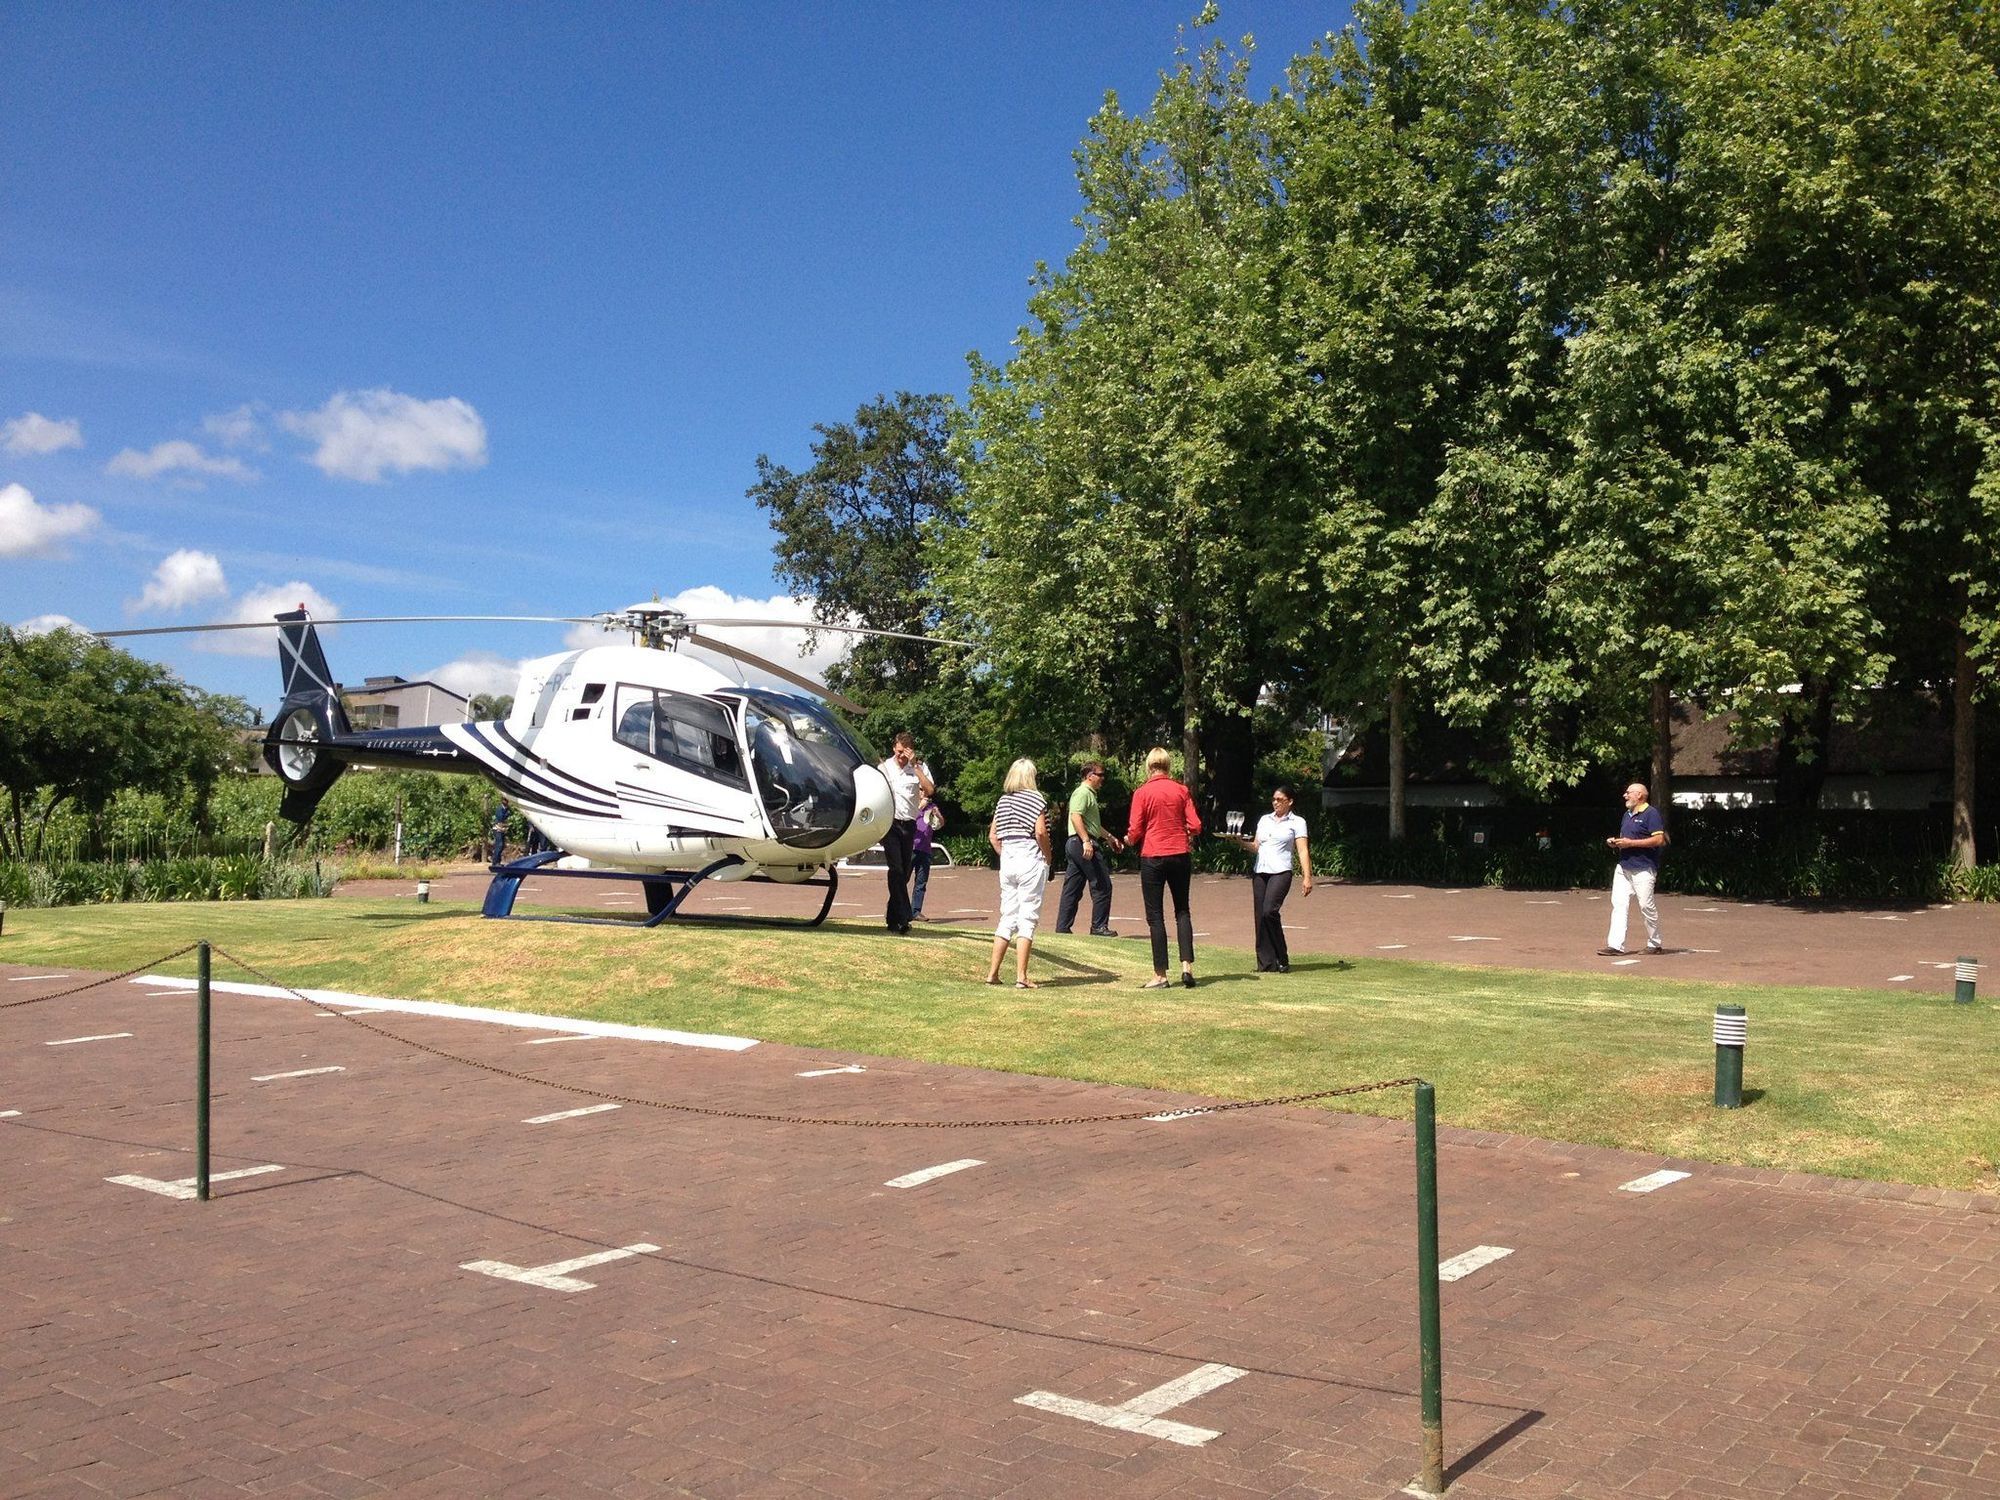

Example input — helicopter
[97,602,958,927]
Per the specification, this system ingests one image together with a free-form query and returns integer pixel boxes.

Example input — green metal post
[196,941,211,1202]
[1713,1005,1745,1109]
[1414,1080,1445,1496]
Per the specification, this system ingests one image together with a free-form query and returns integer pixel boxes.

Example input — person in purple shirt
[1599,781,1668,956]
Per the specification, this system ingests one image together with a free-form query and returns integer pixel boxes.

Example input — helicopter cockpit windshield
[741,690,866,849]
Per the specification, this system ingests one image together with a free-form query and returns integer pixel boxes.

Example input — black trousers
[1055,836,1113,932]
[1139,853,1194,972]
[882,818,916,929]
[1252,870,1293,968]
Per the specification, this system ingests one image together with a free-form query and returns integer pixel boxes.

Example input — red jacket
[1125,775,1202,857]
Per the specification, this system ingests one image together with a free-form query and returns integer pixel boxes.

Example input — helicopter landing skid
[480,850,840,929]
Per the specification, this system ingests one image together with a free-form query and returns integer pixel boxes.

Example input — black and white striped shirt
[992,789,1046,843]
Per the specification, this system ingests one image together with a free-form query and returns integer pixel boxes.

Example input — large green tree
[1684,0,2000,864]
[0,626,252,859]
[949,15,1299,811]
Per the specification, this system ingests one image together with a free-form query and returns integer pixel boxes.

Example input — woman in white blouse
[1232,785,1313,972]
[984,757,1052,988]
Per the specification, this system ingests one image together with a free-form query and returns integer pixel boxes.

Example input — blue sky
[3,2,1350,711]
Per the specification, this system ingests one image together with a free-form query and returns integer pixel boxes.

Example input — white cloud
[422,650,521,701]
[0,481,99,557]
[1,412,83,455]
[565,588,851,693]
[105,439,257,484]
[15,613,83,636]
[280,388,487,482]
[203,403,267,450]
[132,549,229,613]
[196,582,340,657]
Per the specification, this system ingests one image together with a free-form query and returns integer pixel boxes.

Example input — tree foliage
[0,627,254,859]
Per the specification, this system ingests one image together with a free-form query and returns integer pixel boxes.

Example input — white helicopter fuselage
[429,645,893,880]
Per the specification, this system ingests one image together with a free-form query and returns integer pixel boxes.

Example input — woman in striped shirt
[983,757,1052,988]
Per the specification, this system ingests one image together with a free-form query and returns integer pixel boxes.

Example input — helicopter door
[609,685,756,831]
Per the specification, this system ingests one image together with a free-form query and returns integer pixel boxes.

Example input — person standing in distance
[1125,747,1204,988]
[877,731,934,934]
[1600,781,1667,956]
[1232,785,1313,972]
[1054,761,1123,936]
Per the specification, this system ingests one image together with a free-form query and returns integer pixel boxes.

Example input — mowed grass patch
[4,899,1996,1192]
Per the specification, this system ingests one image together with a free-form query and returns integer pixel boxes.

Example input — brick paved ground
[4,964,1996,1497]
[355,864,2000,998]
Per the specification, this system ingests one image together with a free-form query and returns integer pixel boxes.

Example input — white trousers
[995,842,1047,940]
[1607,865,1661,951]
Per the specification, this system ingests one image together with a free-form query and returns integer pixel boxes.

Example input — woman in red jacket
[1124,746,1204,988]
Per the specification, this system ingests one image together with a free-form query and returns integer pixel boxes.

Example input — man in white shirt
[876,731,935,934]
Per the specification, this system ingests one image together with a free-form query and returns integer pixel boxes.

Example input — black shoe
[1054,926,1074,935]
[1645,943,1667,954]
[1597,947,1627,956]
[1181,972,1196,989]
[1277,963,1290,973]
[1089,927,1118,937]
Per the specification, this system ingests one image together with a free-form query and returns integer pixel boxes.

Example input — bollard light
[1713,1004,1746,1108]
[416,880,430,904]
[1955,956,1978,1005]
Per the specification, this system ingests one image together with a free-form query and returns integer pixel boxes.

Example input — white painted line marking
[1145,1107,1212,1122]
[524,1033,593,1044]
[252,1066,345,1082]
[1375,944,1408,950]
[885,1158,984,1189]
[136,975,756,1052]
[798,1065,866,1077]
[8,974,68,982]
[523,1103,621,1124]
[142,990,185,997]
[1449,935,1497,943]
[1525,900,1561,905]
[107,1164,285,1199]
[1613,958,1641,967]
[336,1007,388,1015]
[1618,1169,1692,1194]
[1383,894,1416,900]
[461,1243,660,1292]
[1,1109,20,1118]
[47,1032,133,1046]
[1687,907,1720,912]
[1016,1362,1246,1447]
[1438,1245,1514,1282]
[1888,974,1915,983]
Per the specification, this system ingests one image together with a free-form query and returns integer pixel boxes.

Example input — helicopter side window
[612,685,746,789]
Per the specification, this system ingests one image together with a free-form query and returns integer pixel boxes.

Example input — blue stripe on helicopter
[454,722,619,812]
[491,721,625,805]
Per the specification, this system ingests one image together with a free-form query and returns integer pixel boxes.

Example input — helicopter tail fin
[263,609,353,825]
[275,608,338,701]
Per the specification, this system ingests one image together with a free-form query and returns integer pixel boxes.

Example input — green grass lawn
[6,898,1996,1192]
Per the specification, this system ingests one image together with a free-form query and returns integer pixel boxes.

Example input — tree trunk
[1388,677,1408,842]
[1649,680,1673,826]
[1203,685,1260,824]
[1177,603,1202,805]
[1773,676,1836,811]
[1953,624,1977,871]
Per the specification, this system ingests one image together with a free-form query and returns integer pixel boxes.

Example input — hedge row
[0,857,337,908]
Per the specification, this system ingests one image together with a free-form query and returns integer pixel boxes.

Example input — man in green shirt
[1054,761,1123,935]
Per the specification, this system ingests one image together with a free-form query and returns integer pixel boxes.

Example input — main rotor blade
[93,614,595,640]
[693,636,863,715]
[680,617,971,649]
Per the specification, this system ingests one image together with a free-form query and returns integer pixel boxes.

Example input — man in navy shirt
[1599,782,1667,956]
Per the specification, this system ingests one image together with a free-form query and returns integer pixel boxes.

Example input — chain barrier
[9,941,1419,1128]
[0,942,205,1010]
